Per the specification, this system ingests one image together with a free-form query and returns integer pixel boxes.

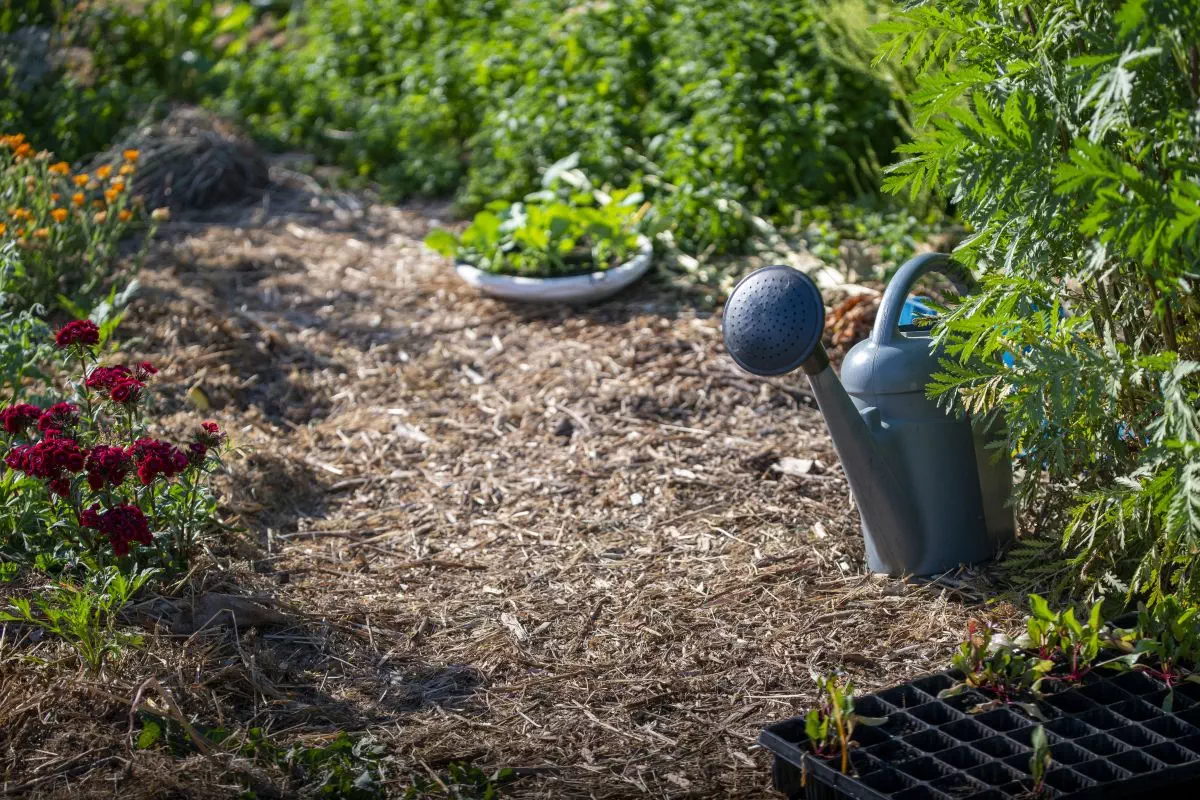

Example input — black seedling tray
[761,668,1200,799]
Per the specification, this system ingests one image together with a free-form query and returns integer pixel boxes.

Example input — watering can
[721,252,1015,576]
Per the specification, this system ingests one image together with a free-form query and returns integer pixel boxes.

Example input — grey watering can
[722,253,1015,576]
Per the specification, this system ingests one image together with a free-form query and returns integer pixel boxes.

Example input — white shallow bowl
[454,238,652,304]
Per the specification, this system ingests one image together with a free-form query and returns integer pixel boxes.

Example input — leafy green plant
[881,0,1200,605]
[0,295,52,401]
[1108,597,1200,708]
[1029,725,1051,797]
[1018,594,1105,686]
[944,620,1053,716]
[425,155,649,278]
[403,763,516,800]
[0,565,153,674]
[803,671,885,776]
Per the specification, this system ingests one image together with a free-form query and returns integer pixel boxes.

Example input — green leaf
[137,719,163,750]
[423,229,460,258]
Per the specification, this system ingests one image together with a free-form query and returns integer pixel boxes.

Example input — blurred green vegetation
[0,0,935,258]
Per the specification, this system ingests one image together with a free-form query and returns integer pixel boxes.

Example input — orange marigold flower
[123,149,139,162]
[32,227,49,239]
[93,211,108,224]
[72,192,85,206]
[119,164,135,176]
[0,223,6,236]
[96,165,112,179]
[73,174,89,186]
[51,208,68,223]
[104,188,119,204]
[50,193,61,202]
[111,180,126,193]
[117,209,133,223]
[48,161,70,175]
[14,143,33,159]
[151,207,170,222]
[0,133,25,148]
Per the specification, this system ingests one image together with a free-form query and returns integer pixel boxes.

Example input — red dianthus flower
[109,378,145,406]
[1,404,41,435]
[86,445,132,491]
[128,438,188,484]
[196,421,226,448]
[4,438,85,491]
[37,403,79,436]
[86,365,132,392]
[54,320,100,349]
[80,503,152,556]
[135,361,158,380]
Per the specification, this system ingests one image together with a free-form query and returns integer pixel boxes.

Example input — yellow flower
[123,149,139,162]
[48,161,70,175]
[119,164,135,176]
[73,174,89,186]
[72,192,85,206]
[96,165,112,180]
[93,211,108,224]
[32,227,49,239]
[151,207,170,222]
[51,208,68,223]
[118,209,132,223]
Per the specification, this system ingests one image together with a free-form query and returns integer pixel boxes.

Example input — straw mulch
[0,173,1025,799]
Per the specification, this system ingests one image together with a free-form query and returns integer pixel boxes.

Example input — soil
[0,172,1022,799]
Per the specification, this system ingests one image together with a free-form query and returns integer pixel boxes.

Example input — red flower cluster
[86,365,132,391]
[81,503,152,556]
[129,438,188,485]
[187,421,226,465]
[85,445,132,491]
[85,363,153,406]
[37,402,79,437]
[5,438,85,496]
[54,320,100,349]
[1,404,41,435]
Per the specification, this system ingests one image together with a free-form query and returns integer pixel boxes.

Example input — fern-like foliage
[884,0,1200,604]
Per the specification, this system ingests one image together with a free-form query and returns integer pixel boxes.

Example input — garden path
[110,178,1018,798]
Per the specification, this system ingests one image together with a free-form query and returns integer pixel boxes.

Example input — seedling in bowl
[803,671,885,778]
[942,620,1054,717]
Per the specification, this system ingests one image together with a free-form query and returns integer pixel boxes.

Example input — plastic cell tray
[761,669,1200,799]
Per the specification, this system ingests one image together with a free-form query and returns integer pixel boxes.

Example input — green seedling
[1018,593,1105,686]
[942,620,1053,717]
[803,671,885,777]
[1029,725,1051,797]
[1106,597,1200,709]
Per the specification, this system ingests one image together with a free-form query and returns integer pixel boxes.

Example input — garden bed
[0,178,1020,798]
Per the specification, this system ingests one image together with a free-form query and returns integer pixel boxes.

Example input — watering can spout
[721,264,925,574]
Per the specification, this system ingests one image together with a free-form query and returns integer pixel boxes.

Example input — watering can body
[722,253,1015,576]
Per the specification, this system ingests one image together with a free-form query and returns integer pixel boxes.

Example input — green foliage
[884,0,1200,604]
[0,565,154,674]
[1018,594,1105,685]
[212,0,904,254]
[243,730,387,799]
[426,155,649,277]
[0,291,52,401]
[1108,597,1200,706]
[403,763,516,800]
[803,671,885,775]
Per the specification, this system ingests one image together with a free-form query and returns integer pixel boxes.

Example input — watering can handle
[870,252,974,346]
